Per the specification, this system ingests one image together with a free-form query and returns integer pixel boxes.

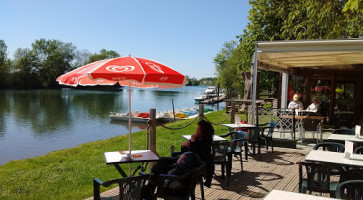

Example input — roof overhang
[255,39,363,73]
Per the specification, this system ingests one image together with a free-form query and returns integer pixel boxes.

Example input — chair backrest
[249,127,263,143]
[303,118,321,132]
[93,173,149,200]
[313,142,345,152]
[335,180,363,199]
[299,161,334,194]
[211,141,229,162]
[228,131,248,151]
[332,129,355,135]
[156,162,206,200]
[354,146,363,154]
[266,121,278,136]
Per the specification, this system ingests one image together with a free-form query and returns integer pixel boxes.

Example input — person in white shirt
[288,94,304,110]
[306,97,320,113]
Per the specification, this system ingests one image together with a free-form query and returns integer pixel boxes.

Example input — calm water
[0,86,224,165]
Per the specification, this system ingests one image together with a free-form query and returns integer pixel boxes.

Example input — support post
[231,103,235,124]
[149,109,157,173]
[281,73,289,108]
[199,104,204,122]
[150,109,157,153]
[251,44,259,125]
[292,109,296,140]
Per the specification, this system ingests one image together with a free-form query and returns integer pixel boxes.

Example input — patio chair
[332,129,355,135]
[302,118,321,143]
[259,121,278,152]
[211,141,230,186]
[313,142,346,179]
[153,162,206,200]
[335,180,363,199]
[220,130,248,169]
[93,173,149,200]
[249,127,264,159]
[313,142,345,152]
[299,161,339,197]
[354,146,363,154]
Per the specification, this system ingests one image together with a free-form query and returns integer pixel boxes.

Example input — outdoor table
[222,123,256,131]
[222,123,259,158]
[263,189,334,200]
[327,134,363,143]
[304,150,363,168]
[104,150,159,177]
[182,134,227,142]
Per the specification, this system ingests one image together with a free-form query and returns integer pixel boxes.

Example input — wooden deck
[87,146,311,200]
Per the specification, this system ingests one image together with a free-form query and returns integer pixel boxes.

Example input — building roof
[255,39,363,73]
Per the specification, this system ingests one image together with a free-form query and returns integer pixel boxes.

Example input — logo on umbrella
[106,65,135,73]
[160,77,168,81]
[146,63,164,74]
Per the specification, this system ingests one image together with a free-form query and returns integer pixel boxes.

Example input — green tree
[31,39,76,87]
[344,0,363,12]
[214,41,242,98]
[185,76,200,86]
[199,77,216,86]
[12,48,40,88]
[0,40,11,88]
[88,49,120,63]
[73,49,92,68]
[217,0,362,98]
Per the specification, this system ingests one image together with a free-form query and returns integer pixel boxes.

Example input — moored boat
[194,86,225,102]
[109,111,150,123]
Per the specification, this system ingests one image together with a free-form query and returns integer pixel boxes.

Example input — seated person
[288,94,304,110]
[142,120,214,200]
[306,97,320,113]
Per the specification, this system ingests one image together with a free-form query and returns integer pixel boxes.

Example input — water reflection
[0,86,222,165]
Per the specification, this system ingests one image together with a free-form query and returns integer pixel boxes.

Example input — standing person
[142,120,214,199]
[288,94,304,110]
[307,97,320,113]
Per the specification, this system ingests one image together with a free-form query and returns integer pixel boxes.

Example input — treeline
[214,0,362,98]
[0,39,212,89]
[0,39,121,89]
[186,76,216,86]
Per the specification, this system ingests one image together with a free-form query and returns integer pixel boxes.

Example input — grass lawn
[0,110,244,200]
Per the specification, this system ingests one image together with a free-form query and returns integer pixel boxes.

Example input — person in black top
[141,120,214,200]
[180,120,214,186]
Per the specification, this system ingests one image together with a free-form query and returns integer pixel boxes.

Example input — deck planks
[86,146,311,200]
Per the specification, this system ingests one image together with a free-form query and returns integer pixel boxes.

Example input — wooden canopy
[255,39,363,73]
[251,39,363,124]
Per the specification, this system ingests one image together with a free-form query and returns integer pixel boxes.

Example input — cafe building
[250,39,363,127]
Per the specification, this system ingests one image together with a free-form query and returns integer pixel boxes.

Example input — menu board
[345,140,354,159]
[356,125,362,138]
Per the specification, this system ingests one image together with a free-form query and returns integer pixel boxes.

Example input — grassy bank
[0,110,241,200]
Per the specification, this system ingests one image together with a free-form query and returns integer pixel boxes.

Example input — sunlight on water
[0,86,224,165]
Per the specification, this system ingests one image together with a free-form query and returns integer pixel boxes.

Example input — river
[0,86,224,165]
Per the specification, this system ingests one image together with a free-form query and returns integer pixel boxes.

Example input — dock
[199,96,226,104]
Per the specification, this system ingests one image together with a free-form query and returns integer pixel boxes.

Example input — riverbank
[0,110,233,200]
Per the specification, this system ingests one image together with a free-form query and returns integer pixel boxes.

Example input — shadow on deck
[87,146,311,200]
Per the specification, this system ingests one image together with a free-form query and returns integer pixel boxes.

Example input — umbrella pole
[128,83,132,155]
[128,83,132,175]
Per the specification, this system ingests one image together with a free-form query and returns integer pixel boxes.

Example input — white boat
[110,111,186,123]
[195,86,225,101]
[109,111,150,123]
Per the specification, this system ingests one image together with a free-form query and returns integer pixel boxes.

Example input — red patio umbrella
[57,56,188,155]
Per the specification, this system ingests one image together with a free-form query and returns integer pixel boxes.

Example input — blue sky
[1,0,250,79]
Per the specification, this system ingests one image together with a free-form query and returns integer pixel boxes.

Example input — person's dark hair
[198,120,214,143]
